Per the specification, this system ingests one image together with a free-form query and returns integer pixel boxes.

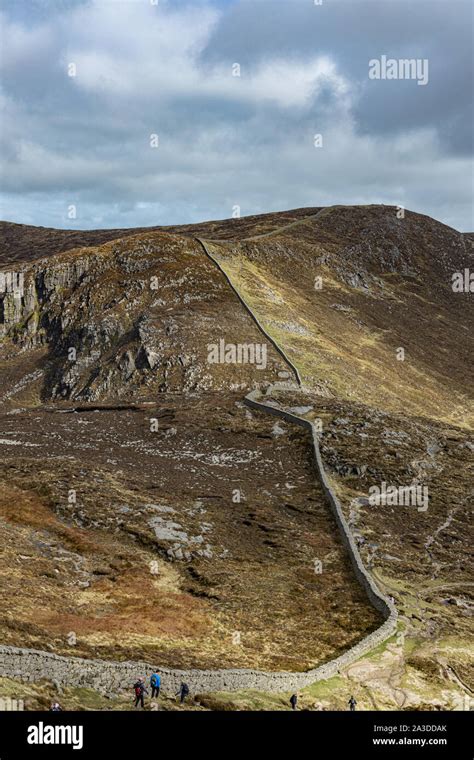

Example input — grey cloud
[0,0,472,232]
[201,0,473,153]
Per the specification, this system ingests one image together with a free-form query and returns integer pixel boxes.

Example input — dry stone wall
[244,390,398,624]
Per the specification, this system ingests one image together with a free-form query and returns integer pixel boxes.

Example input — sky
[0,0,472,230]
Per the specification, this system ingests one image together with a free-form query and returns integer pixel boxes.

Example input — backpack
[151,674,157,687]
[134,683,143,696]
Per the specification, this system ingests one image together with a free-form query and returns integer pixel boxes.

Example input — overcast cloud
[0,0,472,230]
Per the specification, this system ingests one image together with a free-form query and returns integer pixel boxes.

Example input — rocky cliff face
[0,232,289,402]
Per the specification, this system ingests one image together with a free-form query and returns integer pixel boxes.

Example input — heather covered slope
[0,394,381,671]
[203,205,473,426]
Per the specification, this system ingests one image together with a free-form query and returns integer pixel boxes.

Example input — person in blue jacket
[150,671,161,699]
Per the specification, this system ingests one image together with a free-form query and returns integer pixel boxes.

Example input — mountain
[0,205,472,711]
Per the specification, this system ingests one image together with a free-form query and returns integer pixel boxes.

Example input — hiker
[150,670,161,699]
[348,695,357,712]
[290,694,298,710]
[133,677,148,709]
[50,702,62,712]
[176,682,189,704]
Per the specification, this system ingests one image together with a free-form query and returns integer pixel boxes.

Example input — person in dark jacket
[150,671,161,699]
[133,678,148,708]
[290,694,298,710]
[348,695,357,711]
[176,682,189,704]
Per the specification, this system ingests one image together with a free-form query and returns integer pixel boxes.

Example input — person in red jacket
[133,678,148,708]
